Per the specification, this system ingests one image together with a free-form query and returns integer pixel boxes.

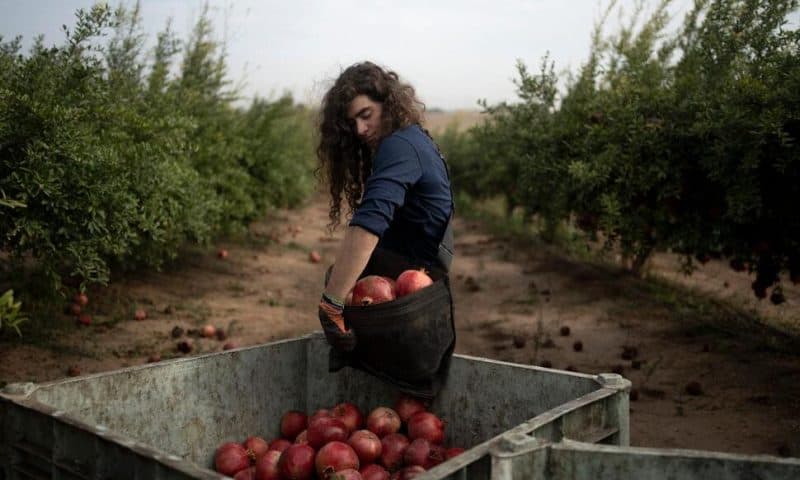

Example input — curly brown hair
[317,61,425,229]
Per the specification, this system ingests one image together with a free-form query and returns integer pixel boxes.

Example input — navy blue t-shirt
[350,124,452,267]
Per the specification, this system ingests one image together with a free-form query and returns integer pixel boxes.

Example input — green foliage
[446,0,800,296]
[0,289,27,336]
[0,3,314,302]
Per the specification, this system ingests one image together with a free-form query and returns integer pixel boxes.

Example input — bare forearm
[324,226,379,301]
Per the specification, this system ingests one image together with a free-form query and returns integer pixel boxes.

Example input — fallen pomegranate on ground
[74,292,89,306]
[201,324,217,338]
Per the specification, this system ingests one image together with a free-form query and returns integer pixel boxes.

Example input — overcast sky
[1,0,695,110]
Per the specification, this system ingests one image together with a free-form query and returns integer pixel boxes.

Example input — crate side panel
[549,444,800,480]
[432,358,599,448]
[29,339,308,468]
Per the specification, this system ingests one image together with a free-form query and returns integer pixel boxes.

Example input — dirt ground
[1,193,799,459]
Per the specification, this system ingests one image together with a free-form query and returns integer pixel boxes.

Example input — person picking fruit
[316,61,454,353]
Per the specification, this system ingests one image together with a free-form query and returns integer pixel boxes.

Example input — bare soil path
[2,194,799,458]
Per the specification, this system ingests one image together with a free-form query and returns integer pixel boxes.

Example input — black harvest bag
[329,247,456,399]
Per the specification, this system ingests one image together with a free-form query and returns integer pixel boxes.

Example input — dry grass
[423,109,487,133]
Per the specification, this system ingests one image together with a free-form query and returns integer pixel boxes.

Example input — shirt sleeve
[349,135,423,237]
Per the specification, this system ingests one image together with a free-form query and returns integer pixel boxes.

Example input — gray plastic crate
[488,434,800,480]
[1,333,630,479]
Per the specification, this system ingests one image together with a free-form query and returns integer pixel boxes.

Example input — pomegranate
[366,407,401,438]
[407,412,444,444]
[394,465,425,480]
[445,447,464,459]
[215,442,251,476]
[201,324,216,338]
[243,436,270,461]
[134,309,147,321]
[361,464,390,480]
[315,441,360,478]
[329,469,363,480]
[427,444,446,468]
[393,395,427,423]
[332,402,364,433]
[218,248,229,259]
[255,450,282,480]
[348,429,382,465]
[269,438,292,453]
[278,444,316,480]
[78,314,92,326]
[403,438,442,468]
[395,269,433,298]
[310,408,333,423]
[69,303,81,315]
[380,433,409,472]
[352,275,396,306]
[281,410,308,440]
[310,251,322,263]
[74,292,89,307]
[234,467,256,480]
[307,416,349,449]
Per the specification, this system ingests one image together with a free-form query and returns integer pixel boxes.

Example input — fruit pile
[213,395,465,480]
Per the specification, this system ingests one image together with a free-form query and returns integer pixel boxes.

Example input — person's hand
[319,293,356,351]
